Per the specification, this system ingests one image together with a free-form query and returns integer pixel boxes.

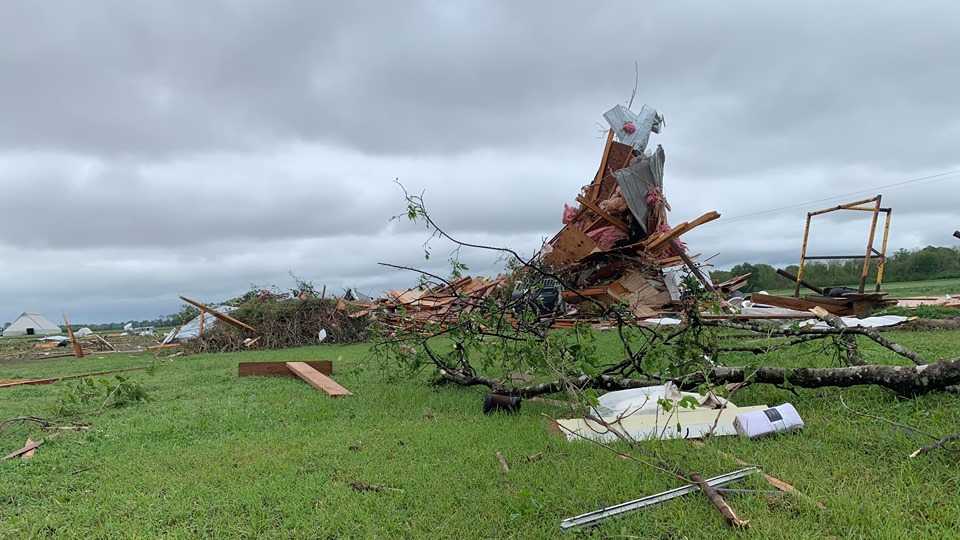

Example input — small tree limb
[690,473,750,528]
[810,307,864,365]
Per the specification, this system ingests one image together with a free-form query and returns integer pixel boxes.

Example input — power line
[712,168,960,226]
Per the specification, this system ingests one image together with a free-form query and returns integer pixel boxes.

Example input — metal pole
[875,209,892,292]
[560,467,758,530]
[858,195,882,293]
[795,213,812,297]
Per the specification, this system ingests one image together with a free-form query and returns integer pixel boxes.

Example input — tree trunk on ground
[441,357,960,398]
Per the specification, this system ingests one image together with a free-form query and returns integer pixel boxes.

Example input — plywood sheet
[285,362,352,397]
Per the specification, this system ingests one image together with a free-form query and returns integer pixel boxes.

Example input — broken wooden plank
[178,296,258,334]
[576,195,630,233]
[545,226,598,266]
[239,361,332,378]
[644,221,690,252]
[22,438,37,460]
[4,439,43,460]
[0,366,149,389]
[63,313,84,359]
[644,211,720,252]
[285,362,352,397]
[750,293,851,316]
[775,268,824,295]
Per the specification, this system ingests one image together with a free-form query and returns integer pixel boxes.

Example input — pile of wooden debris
[540,104,725,322]
[343,276,504,331]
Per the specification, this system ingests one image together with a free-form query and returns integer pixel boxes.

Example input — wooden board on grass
[238,361,332,378]
[285,362,352,397]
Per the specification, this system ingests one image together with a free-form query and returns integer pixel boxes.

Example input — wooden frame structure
[794,195,892,296]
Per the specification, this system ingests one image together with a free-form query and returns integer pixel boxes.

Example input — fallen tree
[373,187,960,401]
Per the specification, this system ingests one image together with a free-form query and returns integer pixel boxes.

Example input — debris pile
[538,104,721,322]
[177,294,368,353]
[347,276,505,331]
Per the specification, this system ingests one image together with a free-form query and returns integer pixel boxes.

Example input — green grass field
[766,277,960,299]
[1,329,959,538]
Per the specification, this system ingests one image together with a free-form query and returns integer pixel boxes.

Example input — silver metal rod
[560,467,758,530]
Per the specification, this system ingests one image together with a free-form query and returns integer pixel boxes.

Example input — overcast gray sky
[2,1,959,323]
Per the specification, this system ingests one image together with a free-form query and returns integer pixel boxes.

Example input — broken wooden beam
[178,296,258,334]
[750,293,850,316]
[776,268,824,295]
[285,362,352,397]
[0,366,149,389]
[63,313,84,358]
[575,195,630,233]
[238,361,332,378]
[4,439,43,460]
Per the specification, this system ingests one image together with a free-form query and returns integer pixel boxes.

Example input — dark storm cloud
[0,1,958,322]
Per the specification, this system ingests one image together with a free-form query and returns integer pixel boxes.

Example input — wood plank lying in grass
[238,361,332,378]
[285,362,352,397]
[4,439,43,460]
[0,366,149,389]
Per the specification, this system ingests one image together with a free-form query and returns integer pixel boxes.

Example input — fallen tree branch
[707,320,928,365]
[690,473,749,528]
[440,356,960,397]
[810,307,864,366]
[910,433,960,458]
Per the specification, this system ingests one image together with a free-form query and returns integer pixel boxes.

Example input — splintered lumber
[285,362,352,397]
[0,366,149,389]
[21,438,38,460]
[576,195,630,232]
[644,221,689,252]
[545,226,597,266]
[238,361,332,378]
[644,211,721,252]
[751,293,850,316]
[4,439,43,460]
[178,296,257,334]
[63,313,84,358]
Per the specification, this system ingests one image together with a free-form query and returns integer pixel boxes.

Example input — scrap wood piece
[690,472,749,528]
[645,211,721,253]
[751,293,850,316]
[775,268,824,295]
[0,366,149,389]
[716,273,752,294]
[21,438,37,460]
[178,296,257,334]
[560,467,758,530]
[285,362,352,397]
[644,221,689,252]
[575,195,630,233]
[690,440,826,510]
[63,313,84,358]
[93,333,117,351]
[496,451,510,474]
[238,361,332,378]
[4,439,43,460]
[545,226,598,266]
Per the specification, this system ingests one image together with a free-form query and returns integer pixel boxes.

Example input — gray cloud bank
[1,1,958,322]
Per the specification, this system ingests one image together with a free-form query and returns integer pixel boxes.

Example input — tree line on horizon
[709,245,960,293]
